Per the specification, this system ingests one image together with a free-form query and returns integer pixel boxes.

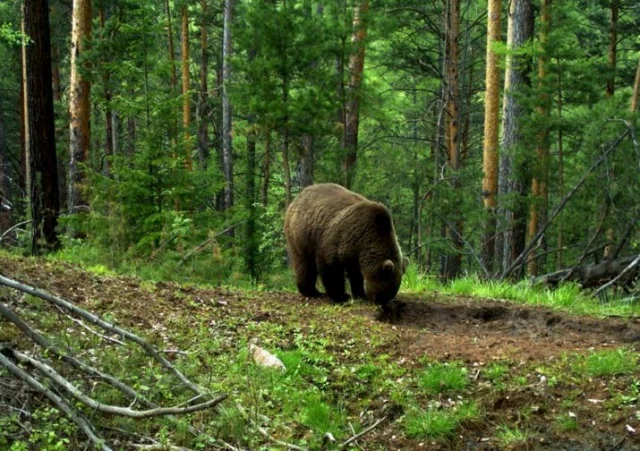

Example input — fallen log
[533,254,640,289]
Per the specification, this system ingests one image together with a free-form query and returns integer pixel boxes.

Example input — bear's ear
[382,260,395,273]
[402,256,409,274]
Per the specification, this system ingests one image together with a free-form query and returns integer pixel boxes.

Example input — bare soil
[1,255,639,450]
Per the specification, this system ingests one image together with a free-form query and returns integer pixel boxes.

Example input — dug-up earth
[1,254,639,450]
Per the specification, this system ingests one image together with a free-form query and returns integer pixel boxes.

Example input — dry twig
[0,274,204,395]
[0,351,111,451]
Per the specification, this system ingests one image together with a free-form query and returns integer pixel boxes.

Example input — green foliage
[495,424,530,447]
[419,362,469,395]
[582,348,638,377]
[404,402,479,440]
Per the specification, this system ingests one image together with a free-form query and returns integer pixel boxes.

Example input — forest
[1,0,640,449]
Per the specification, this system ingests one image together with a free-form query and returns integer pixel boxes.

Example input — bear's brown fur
[284,183,408,306]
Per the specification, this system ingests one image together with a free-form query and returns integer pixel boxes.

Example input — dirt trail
[374,297,640,363]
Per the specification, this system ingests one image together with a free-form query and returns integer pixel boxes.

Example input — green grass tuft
[496,424,530,447]
[404,402,479,440]
[419,362,469,395]
[583,348,638,377]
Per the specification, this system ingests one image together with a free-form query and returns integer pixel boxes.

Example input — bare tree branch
[340,416,387,448]
[593,254,640,297]
[65,314,126,346]
[0,274,204,395]
[502,130,631,280]
[9,349,226,418]
[0,351,111,451]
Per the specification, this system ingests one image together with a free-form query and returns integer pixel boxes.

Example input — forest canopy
[0,0,638,290]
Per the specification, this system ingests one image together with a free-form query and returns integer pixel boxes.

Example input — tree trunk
[245,123,257,279]
[632,57,640,113]
[527,0,551,276]
[261,129,271,206]
[222,0,234,210]
[165,0,178,92]
[343,0,369,189]
[497,0,533,276]
[297,134,314,188]
[181,5,192,171]
[99,4,113,176]
[68,0,92,216]
[481,0,502,273]
[21,12,30,204]
[51,44,62,103]
[197,0,209,170]
[440,0,463,281]
[0,93,12,236]
[24,0,60,254]
[603,0,618,259]
[556,57,564,270]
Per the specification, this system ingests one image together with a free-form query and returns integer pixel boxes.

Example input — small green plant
[496,424,530,447]
[484,363,509,381]
[555,414,579,432]
[299,394,346,439]
[583,348,638,377]
[404,402,479,440]
[419,362,469,395]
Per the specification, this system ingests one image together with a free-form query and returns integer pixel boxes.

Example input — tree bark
[534,254,640,290]
[261,129,271,206]
[632,57,640,113]
[0,93,12,236]
[24,0,61,253]
[440,0,463,281]
[245,123,257,279]
[181,5,192,171]
[527,0,551,276]
[297,134,314,189]
[222,0,234,210]
[343,0,369,189]
[68,0,92,216]
[481,0,502,272]
[556,56,564,270]
[165,0,178,92]
[197,0,209,170]
[603,0,618,259]
[99,4,113,176]
[497,0,533,276]
[21,12,30,204]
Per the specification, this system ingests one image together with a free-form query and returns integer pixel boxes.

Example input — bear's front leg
[319,263,350,304]
[347,266,366,299]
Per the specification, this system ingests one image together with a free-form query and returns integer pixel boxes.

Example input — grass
[419,362,469,395]
[496,424,530,447]
[582,348,638,377]
[404,402,479,440]
[402,266,640,317]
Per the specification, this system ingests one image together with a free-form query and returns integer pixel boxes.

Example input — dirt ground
[1,255,639,450]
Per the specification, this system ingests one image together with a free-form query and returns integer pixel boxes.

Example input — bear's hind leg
[319,264,350,304]
[294,253,321,297]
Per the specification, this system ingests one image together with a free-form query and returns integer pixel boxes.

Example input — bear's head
[364,256,409,305]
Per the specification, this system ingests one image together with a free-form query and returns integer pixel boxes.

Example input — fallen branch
[0,274,203,395]
[340,416,387,448]
[502,129,630,280]
[65,314,126,346]
[9,349,226,418]
[0,351,111,451]
[236,403,306,451]
[0,219,30,244]
[594,254,640,297]
[180,222,247,266]
[0,301,156,408]
[130,445,193,451]
[433,212,490,279]
[533,254,640,289]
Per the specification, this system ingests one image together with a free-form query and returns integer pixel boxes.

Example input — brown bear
[284,183,408,306]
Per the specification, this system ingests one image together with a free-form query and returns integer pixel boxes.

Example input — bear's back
[285,183,367,254]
